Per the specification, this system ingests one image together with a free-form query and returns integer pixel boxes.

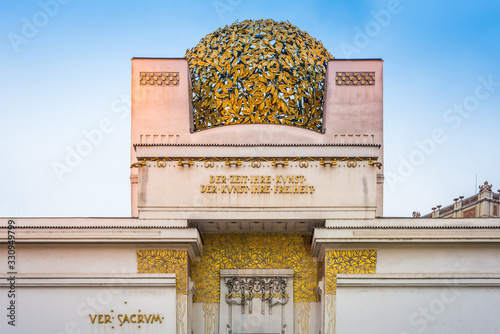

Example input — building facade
[422,181,500,218]
[2,20,500,334]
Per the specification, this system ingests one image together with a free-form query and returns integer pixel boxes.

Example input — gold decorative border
[140,72,179,86]
[191,233,320,303]
[137,250,188,294]
[296,302,311,334]
[202,303,218,334]
[177,295,187,334]
[325,294,336,334]
[325,250,377,295]
[336,72,375,86]
[130,156,382,169]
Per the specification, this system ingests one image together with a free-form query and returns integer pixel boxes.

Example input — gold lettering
[105,314,111,324]
[203,175,313,195]
[118,314,124,326]
[130,314,137,323]
[98,315,104,324]
[202,185,218,193]
[229,175,248,184]
[210,175,227,184]
[89,315,97,324]
[138,314,144,323]
[145,314,152,323]
[151,314,162,323]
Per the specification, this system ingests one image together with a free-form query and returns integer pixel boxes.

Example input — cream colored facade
[2,26,500,334]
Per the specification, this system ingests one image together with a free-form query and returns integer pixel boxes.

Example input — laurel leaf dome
[185,19,332,132]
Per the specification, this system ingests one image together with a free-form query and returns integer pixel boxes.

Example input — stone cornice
[134,144,381,160]
[0,273,176,287]
[312,219,500,258]
[319,225,500,229]
[134,143,382,147]
[0,219,203,258]
[0,225,192,229]
[336,273,500,287]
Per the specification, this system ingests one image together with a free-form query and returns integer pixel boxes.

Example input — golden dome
[186,19,332,132]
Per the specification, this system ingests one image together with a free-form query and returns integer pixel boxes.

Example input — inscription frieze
[88,300,166,330]
[201,175,315,194]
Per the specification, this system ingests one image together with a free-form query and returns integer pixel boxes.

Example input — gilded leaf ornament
[191,233,321,303]
[325,250,377,295]
[185,19,332,132]
[137,250,189,294]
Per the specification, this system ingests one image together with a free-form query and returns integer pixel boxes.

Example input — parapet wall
[130,58,384,218]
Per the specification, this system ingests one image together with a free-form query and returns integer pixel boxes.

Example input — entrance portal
[219,269,294,334]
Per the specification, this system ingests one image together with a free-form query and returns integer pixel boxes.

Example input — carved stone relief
[220,269,294,334]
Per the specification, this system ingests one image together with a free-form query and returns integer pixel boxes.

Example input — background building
[422,181,500,218]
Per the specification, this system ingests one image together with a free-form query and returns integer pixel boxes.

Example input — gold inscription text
[201,175,315,195]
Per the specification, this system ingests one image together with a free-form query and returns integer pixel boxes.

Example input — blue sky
[1,0,499,217]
